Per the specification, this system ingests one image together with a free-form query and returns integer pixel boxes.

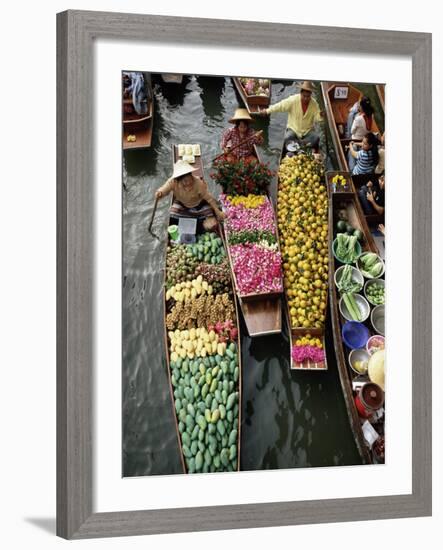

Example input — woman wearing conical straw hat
[155,159,225,232]
[220,108,263,163]
[257,81,323,152]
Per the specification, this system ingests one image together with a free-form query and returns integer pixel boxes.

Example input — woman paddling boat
[155,159,226,232]
[220,108,264,163]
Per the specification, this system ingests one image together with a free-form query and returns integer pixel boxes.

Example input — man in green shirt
[258,81,323,152]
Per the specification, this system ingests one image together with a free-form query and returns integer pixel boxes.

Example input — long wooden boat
[320,82,380,172]
[276,141,329,371]
[327,184,385,464]
[232,77,271,116]
[122,72,154,150]
[220,145,283,338]
[162,144,243,474]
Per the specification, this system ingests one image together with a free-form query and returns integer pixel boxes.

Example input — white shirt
[351,114,370,140]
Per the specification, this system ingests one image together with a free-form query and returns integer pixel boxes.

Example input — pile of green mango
[188,233,225,265]
[170,342,239,473]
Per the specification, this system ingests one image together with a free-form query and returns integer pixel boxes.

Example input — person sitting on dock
[358,173,385,216]
[221,108,264,163]
[155,160,225,232]
[349,132,379,175]
[257,80,323,152]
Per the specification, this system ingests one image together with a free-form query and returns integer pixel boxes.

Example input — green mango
[187,457,196,473]
[182,432,191,448]
[226,392,237,411]
[229,444,237,460]
[196,415,207,431]
[228,429,237,446]
[220,448,229,467]
[182,445,192,458]
[216,419,225,436]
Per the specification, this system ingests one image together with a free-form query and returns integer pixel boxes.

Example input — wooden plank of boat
[320,82,380,172]
[376,84,385,112]
[232,77,271,116]
[275,144,329,371]
[221,145,283,337]
[161,144,243,473]
[328,190,382,464]
[123,72,154,150]
[161,74,184,84]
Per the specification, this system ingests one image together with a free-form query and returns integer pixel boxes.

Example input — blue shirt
[352,149,376,175]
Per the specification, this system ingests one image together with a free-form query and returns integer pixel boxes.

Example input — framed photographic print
[57,10,432,539]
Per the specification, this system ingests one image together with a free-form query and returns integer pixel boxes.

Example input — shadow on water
[123,74,363,477]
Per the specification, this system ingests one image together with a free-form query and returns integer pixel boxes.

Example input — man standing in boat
[155,159,225,232]
[258,81,323,152]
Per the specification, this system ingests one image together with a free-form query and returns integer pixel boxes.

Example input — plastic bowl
[334,265,364,292]
[348,348,370,375]
[332,238,362,265]
[366,335,385,355]
[339,293,370,323]
[357,252,385,279]
[364,279,385,305]
[342,321,370,350]
[371,305,385,336]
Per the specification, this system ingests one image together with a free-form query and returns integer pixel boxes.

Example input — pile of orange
[277,153,328,329]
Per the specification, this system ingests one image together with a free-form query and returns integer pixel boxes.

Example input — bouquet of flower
[211,158,274,196]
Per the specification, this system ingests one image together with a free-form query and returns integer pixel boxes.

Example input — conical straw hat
[172,159,197,179]
[229,108,253,124]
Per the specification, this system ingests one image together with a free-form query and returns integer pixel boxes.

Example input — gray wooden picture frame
[57,9,432,540]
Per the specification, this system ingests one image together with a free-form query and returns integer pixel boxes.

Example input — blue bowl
[342,321,370,350]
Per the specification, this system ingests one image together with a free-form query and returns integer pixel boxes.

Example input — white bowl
[339,293,370,323]
[334,265,364,292]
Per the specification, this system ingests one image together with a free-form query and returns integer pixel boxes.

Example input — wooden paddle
[211,130,263,163]
[148,196,160,239]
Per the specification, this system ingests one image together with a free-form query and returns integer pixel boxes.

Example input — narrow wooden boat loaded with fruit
[276,148,329,370]
[160,144,242,474]
[232,77,272,116]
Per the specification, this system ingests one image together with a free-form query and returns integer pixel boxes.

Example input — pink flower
[222,196,277,234]
[229,243,283,294]
[291,345,325,364]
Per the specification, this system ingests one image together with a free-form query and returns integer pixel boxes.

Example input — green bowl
[332,238,362,265]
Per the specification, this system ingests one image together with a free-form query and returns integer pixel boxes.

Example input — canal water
[122,75,373,477]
